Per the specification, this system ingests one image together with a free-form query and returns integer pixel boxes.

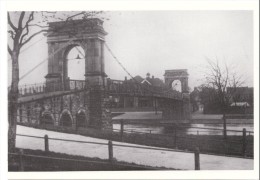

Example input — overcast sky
[8,11,254,89]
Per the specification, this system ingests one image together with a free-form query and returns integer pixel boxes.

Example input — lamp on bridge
[75,54,82,60]
[75,54,83,64]
[67,54,84,64]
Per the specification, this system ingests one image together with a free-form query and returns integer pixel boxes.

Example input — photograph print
[8,10,254,171]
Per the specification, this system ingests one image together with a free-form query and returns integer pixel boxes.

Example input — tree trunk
[8,51,19,152]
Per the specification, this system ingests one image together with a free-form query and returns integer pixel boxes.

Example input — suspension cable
[19,20,90,81]
[104,42,177,95]
[17,19,180,97]
[19,39,75,80]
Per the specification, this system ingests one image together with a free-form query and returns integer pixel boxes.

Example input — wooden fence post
[174,126,177,148]
[19,149,24,171]
[194,147,200,170]
[108,140,113,162]
[120,120,124,141]
[44,135,49,152]
[223,115,227,139]
[242,128,247,157]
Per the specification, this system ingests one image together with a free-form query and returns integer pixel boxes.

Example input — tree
[202,57,244,139]
[8,11,104,152]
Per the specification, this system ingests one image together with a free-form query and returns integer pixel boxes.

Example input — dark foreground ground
[9,148,172,171]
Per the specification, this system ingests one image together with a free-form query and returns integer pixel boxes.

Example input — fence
[113,120,254,157]
[16,117,254,158]
[13,133,201,171]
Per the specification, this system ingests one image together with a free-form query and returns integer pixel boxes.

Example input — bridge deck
[18,91,71,103]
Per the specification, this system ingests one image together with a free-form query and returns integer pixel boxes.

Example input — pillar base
[88,89,112,129]
[45,73,62,92]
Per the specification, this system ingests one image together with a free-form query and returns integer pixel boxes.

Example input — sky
[8,11,254,90]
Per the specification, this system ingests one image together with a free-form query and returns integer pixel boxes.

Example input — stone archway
[45,19,108,91]
[171,79,182,92]
[62,44,86,90]
[164,69,191,120]
[164,69,189,93]
[76,109,87,128]
[40,111,55,126]
[60,109,73,127]
[44,18,112,129]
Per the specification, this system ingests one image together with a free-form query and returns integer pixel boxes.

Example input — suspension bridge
[11,18,191,130]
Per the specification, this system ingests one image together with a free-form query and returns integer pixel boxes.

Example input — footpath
[16,125,253,170]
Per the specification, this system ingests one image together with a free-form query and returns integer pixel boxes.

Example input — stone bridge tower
[164,69,191,120]
[45,19,110,129]
[45,18,107,90]
[164,69,189,93]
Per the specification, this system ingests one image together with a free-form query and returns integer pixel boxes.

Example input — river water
[112,122,254,136]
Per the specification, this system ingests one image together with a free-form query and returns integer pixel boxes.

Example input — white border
[1,0,259,179]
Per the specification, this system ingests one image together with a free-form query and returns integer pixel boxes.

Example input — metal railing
[11,78,183,101]
[107,79,183,100]
[9,79,87,97]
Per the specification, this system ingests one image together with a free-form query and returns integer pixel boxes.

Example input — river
[112,122,254,136]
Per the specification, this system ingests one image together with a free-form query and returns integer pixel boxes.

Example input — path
[16,125,253,170]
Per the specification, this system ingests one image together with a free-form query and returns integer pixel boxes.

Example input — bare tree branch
[18,12,25,29]
[20,12,34,45]
[8,45,12,55]
[22,12,34,30]
[28,24,49,28]
[20,29,48,47]
[8,30,15,40]
[202,57,245,114]
[7,12,17,31]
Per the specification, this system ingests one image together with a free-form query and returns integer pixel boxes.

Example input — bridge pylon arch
[45,19,108,91]
[164,69,189,93]
[164,69,191,121]
[44,19,111,129]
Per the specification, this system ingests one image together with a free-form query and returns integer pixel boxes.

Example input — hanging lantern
[75,54,81,59]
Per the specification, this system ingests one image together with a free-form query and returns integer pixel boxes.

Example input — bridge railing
[68,79,86,91]
[12,78,183,100]
[15,82,47,97]
[107,79,183,100]
[10,80,87,97]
